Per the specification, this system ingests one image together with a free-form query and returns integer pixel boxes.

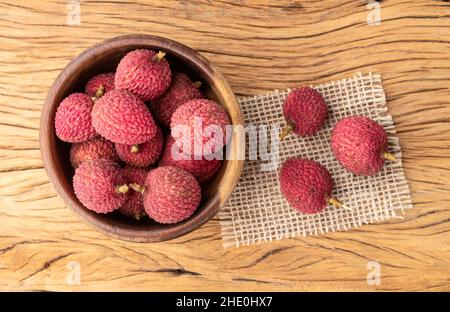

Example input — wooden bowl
[40,35,245,242]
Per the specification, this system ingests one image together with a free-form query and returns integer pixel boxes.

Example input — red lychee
[331,116,396,176]
[92,89,157,145]
[73,159,129,213]
[55,93,96,143]
[151,73,204,127]
[119,166,148,220]
[84,72,115,98]
[115,49,171,101]
[170,99,231,156]
[280,87,328,139]
[279,158,349,214]
[115,126,164,167]
[70,137,119,169]
[143,166,201,224]
[159,136,222,184]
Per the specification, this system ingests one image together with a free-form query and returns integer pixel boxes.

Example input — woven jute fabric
[219,72,412,248]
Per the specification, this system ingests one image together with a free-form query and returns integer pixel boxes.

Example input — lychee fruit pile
[54,48,230,224]
[279,88,396,215]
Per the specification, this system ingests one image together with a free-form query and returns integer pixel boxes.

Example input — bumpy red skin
[170,99,231,156]
[119,166,148,219]
[55,93,96,143]
[73,159,128,213]
[331,116,388,176]
[283,87,328,136]
[159,136,222,184]
[115,49,171,101]
[84,72,115,97]
[151,73,204,127]
[70,137,119,169]
[280,158,333,214]
[115,126,164,167]
[92,89,157,145]
[144,166,201,224]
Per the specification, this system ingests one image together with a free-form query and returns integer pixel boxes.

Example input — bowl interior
[41,35,244,242]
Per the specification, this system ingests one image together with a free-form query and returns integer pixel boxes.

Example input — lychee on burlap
[219,73,412,248]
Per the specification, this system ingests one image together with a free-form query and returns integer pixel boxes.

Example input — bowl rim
[40,34,245,242]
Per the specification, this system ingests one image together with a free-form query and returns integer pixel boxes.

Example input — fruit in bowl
[40,35,244,242]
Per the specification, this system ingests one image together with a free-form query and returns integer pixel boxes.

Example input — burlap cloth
[219,72,412,248]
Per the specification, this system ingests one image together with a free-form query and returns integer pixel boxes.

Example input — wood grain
[0,0,449,291]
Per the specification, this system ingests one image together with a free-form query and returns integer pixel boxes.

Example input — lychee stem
[328,197,352,211]
[115,184,129,194]
[194,81,202,89]
[383,152,397,162]
[91,85,105,102]
[279,121,294,140]
[95,85,105,99]
[131,144,140,153]
[153,51,166,62]
[129,183,145,194]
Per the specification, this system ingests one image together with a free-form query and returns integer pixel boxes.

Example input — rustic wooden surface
[0,0,449,291]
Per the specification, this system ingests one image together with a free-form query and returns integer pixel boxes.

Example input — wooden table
[0,0,449,291]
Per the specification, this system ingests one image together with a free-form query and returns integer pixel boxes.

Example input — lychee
[84,72,115,98]
[115,49,171,101]
[151,73,204,127]
[119,166,148,220]
[159,136,222,184]
[70,137,119,169]
[279,158,350,214]
[331,116,396,176]
[115,126,164,167]
[280,87,328,139]
[92,89,157,145]
[143,166,201,224]
[170,99,231,156]
[73,159,129,213]
[55,93,96,143]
